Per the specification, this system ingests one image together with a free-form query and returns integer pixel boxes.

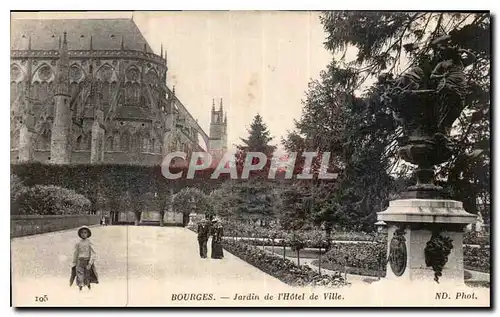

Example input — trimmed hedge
[14,185,91,215]
[223,239,349,288]
[11,163,226,216]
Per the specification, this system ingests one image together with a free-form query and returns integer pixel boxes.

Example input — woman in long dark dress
[211,219,224,259]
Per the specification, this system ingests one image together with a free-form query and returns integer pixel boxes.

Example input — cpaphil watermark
[161,152,338,180]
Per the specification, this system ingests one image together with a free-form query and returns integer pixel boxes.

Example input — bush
[324,241,387,273]
[11,174,24,214]
[15,185,92,215]
[223,239,349,288]
[464,232,490,246]
[464,245,490,273]
[320,239,490,276]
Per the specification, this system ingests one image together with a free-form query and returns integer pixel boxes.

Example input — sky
[12,11,333,155]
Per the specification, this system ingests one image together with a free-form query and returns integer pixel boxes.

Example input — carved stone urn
[377,48,477,285]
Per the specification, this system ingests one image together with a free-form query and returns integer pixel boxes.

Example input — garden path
[11,226,286,307]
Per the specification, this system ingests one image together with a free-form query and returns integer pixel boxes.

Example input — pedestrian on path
[211,218,224,259]
[197,219,210,258]
[70,226,99,291]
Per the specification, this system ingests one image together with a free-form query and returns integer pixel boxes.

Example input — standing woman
[210,218,224,259]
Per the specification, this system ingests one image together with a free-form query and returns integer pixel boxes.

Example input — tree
[319,11,490,217]
[237,114,277,155]
[172,187,211,226]
[235,114,277,177]
[279,182,316,231]
[208,187,235,220]
[285,12,490,231]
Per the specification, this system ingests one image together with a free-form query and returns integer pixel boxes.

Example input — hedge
[11,162,226,214]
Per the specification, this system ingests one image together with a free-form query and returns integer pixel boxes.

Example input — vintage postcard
[10,10,491,307]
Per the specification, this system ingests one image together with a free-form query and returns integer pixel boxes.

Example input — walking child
[71,226,99,291]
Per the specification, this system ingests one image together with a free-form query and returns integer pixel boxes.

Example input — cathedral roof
[11,18,153,52]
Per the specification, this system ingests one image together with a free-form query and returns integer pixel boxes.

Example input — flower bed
[464,245,490,273]
[464,232,490,246]
[223,239,349,288]
[318,241,490,276]
[323,242,387,273]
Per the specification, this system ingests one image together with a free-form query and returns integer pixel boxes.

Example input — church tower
[50,32,72,164]
[209,98,227,160]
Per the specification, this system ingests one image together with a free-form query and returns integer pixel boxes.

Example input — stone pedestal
[377,199,476,285]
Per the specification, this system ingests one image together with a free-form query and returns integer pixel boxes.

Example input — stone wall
[11,214,100,238]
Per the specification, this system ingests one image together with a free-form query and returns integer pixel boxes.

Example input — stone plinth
[377,199,476,285]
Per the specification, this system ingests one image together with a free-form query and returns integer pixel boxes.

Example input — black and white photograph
[9,10,491,307]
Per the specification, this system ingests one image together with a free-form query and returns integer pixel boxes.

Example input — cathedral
[10,18,227,166]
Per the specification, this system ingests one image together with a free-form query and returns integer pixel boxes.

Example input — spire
[165,48,168,64]
[89,36,93,50]
[224,112,227,124]
[219,98,223,113]
[121,36,124,50]
[212,98,215,111]
[172,85,175,96]
[160,43,163,58]
[55,31,69,96]
[144,43,147,53]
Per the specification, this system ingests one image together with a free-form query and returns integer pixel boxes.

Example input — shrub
[324,241,387,273]
[11,174,24,215]
[15,185,92,216]
[464,232,490,246]
[464,245,490,273]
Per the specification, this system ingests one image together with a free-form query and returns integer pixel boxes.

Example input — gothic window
[132,83,140,104]
[40,82,49,103]
[38,64,52,82]
[106,135,114,151]
[81,134,91,151]
[142,136,150,152]
[126,67,140,82]
[75,135,82,150]
[121,132,130,152]
[101,81,110,104]
[113,132,120,151]
[98,64,113,82]
[125,82,132,104]
[146,70,158,87]
[131,133,141,152]
[70,82,79,101]
[69,64,83,82]
[48,82,54,100]
[37,133,51,151]
[151,139,156,153]
[32,82,40,101]
[110,81,118,103]
[11,64,22,82]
